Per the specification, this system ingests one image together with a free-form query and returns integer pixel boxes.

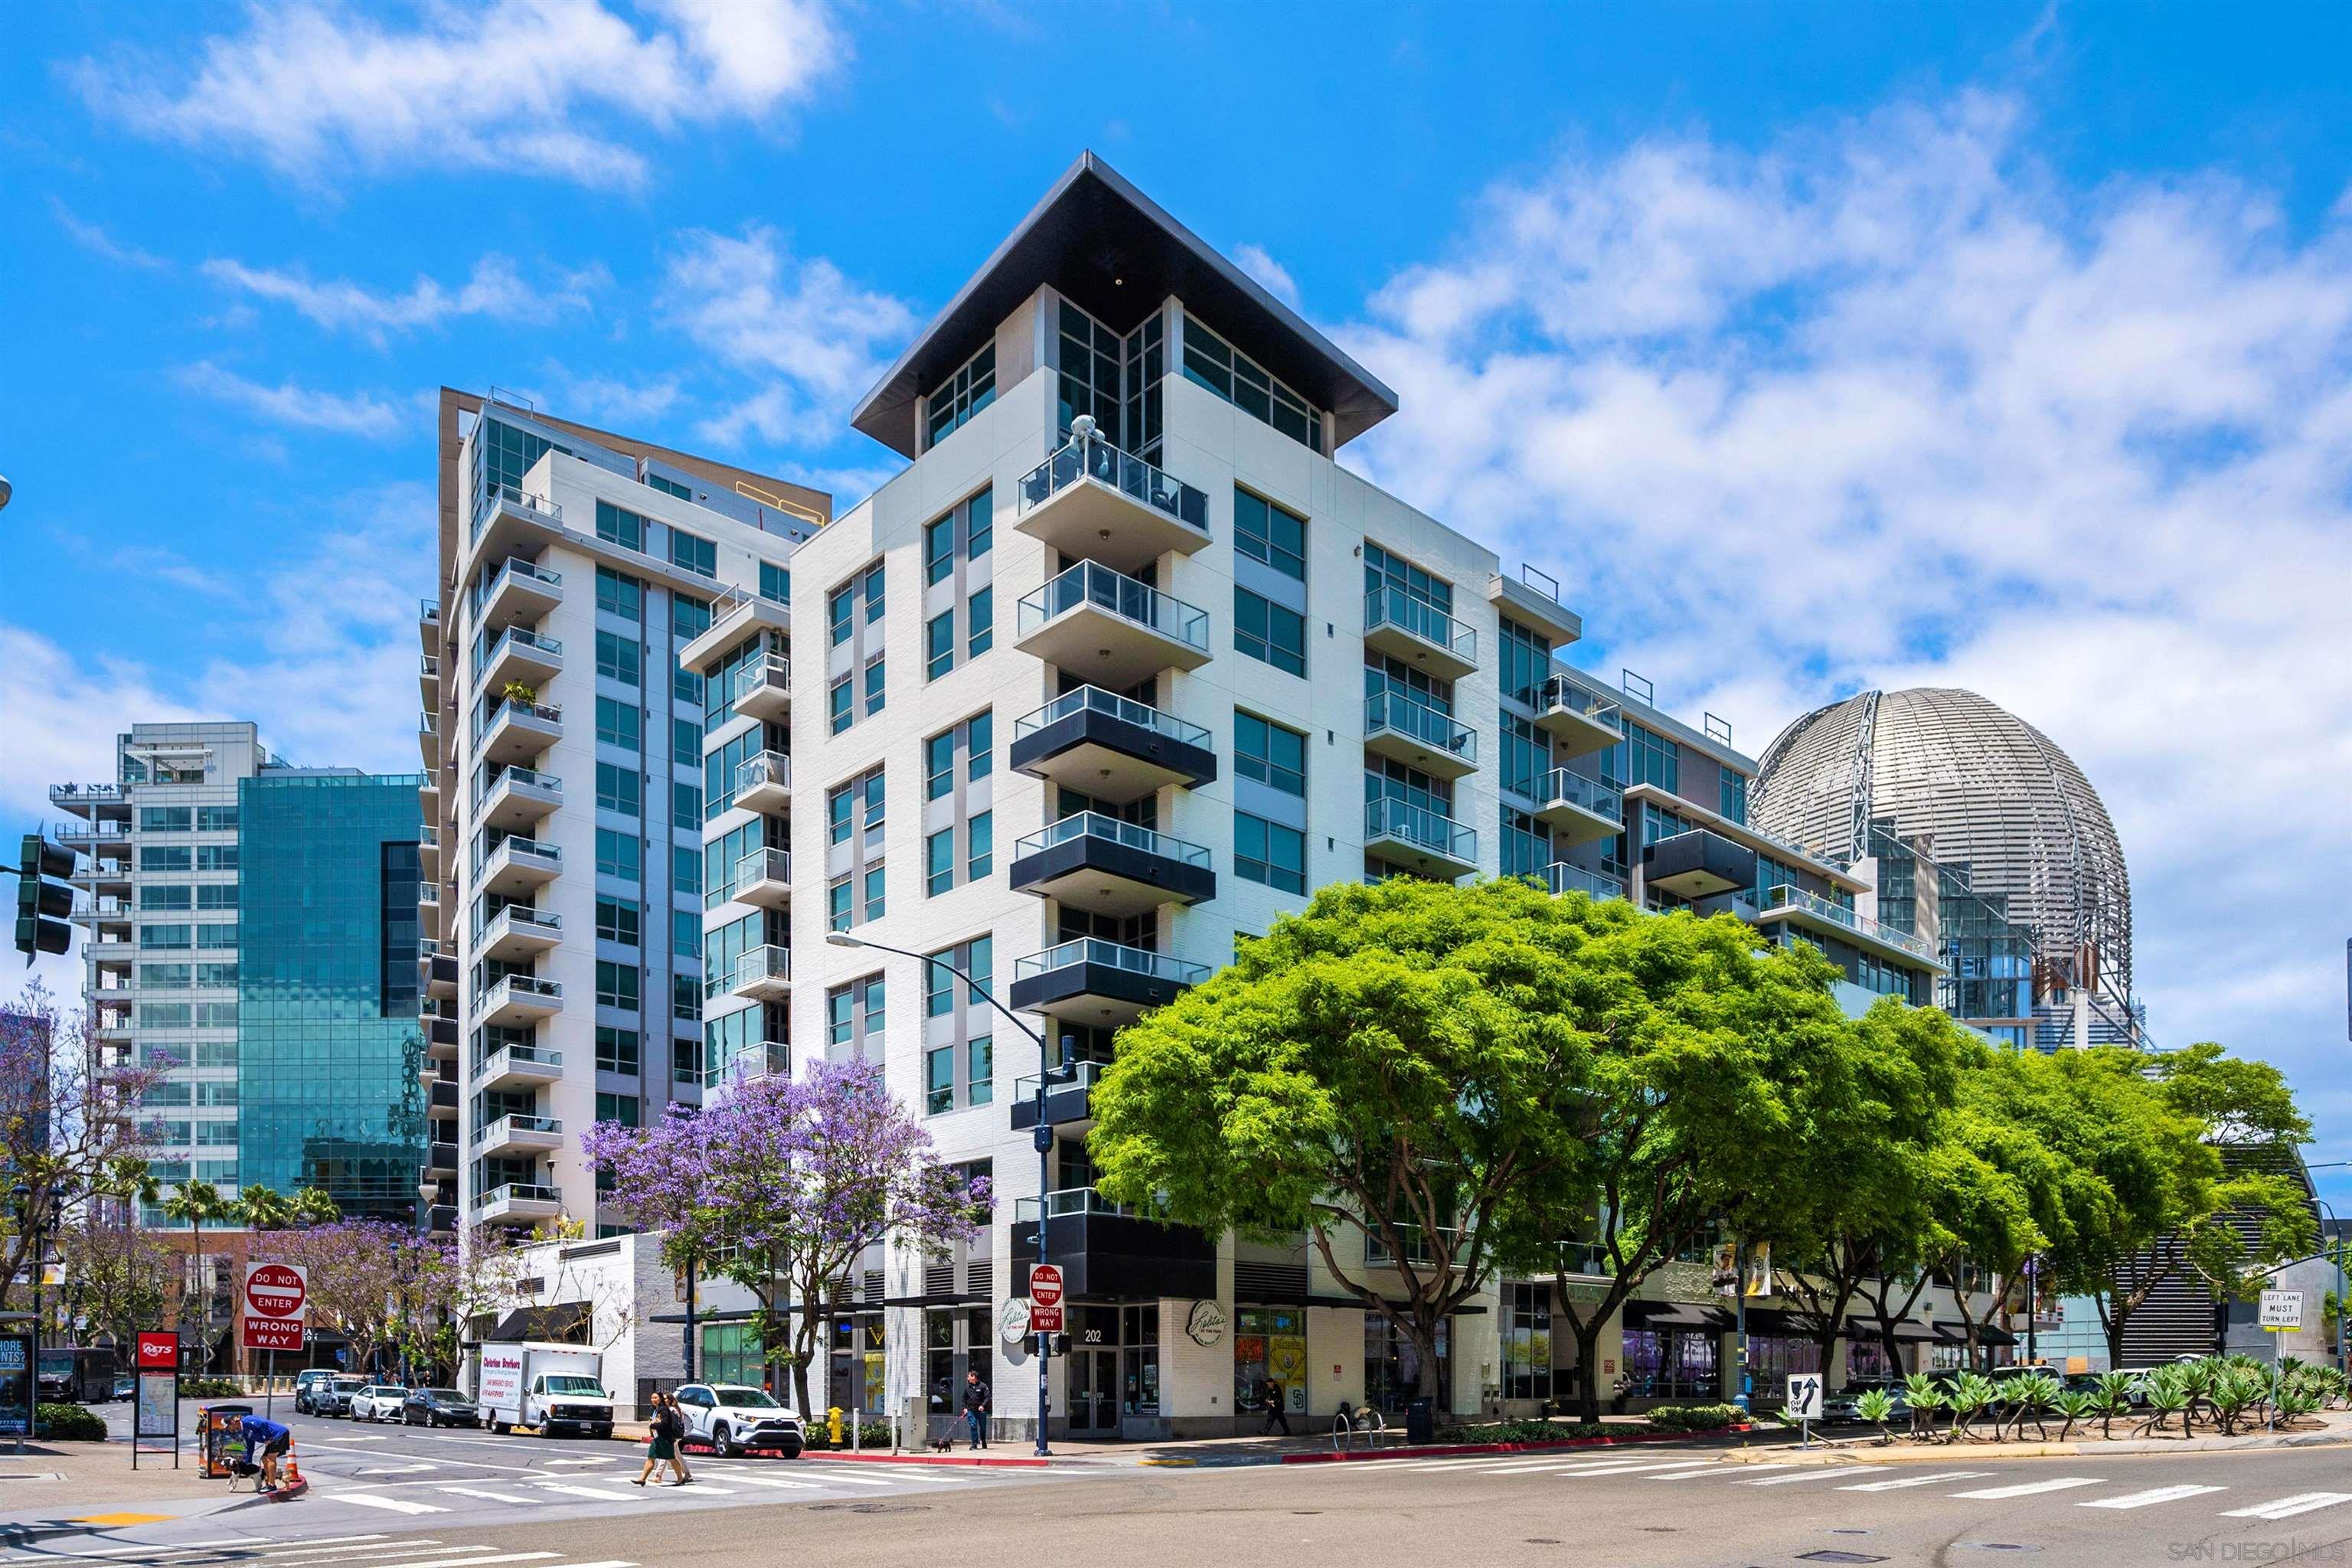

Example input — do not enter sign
[1027,1264,1064,1334]
[241,1262,309,1352]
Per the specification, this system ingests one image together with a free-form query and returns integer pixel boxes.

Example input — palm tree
[160,1179,231,1362]
[232,1184,293,1233]
[289,1188,341,1227]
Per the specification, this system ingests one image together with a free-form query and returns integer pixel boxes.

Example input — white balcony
[1364,798,1479,880]
[471,974,563,1029]
[471,483,564,567]
[1534,676,1623,757]
[1364,586,1478,681]
[471,1182,563,1226]
[1544,862,1627,903]
[417,710,439,770]
[1363,691,1478,779]
[1014,433,1211,574]
[479,904,562,962]
[1752,884,1944,973]
[472,1044,564,1092]
[1533,769,1622,846]
[679,586,791,672]
[732,752,791,817]
[726,944,792,1002]
[730,654,792,725]
[419,598,442,653]
[419,655,440,708]
[474,698,561,766]
[474,1114,564,1160]
[476,835,561,897]
[418,822,440,880]
[1015,560,1211,688]
[479,557,563,632]
[479,626,563,693]
[474,766,561,833]
[729,848,792,913]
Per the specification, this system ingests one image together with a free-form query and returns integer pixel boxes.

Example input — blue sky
[5,2,2351,1200]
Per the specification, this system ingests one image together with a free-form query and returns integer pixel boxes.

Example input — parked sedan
[671,1383,805,1458]
[349,1383,410,1423]
[293,1369,339,1414]
[1824,1377,1909,1423]
[318,1375,370,1416]
[403,1388,482,1428]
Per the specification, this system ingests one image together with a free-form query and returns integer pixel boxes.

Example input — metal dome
[1749,688,2133,1005]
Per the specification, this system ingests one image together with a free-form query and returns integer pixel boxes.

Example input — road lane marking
[354,1554,558,1568]
[533,1483,647,1502]
[1736,1471,1851,1486]
[1951,1478,2104,1500]
[261,1546,486,1568]
[1839,1472,1991,1491]
[796,1472,894,1486]
[335,1494,450,1516]
[2079,1485,2228,1510]
[1557,1459,1730,1478]
[725,1475,824,1490]
[543,1459,616,1466]
[436,1488,535,1504]
[353,1465,441,1475]
[2220,1493,2352,1521]
[1655,1464,1792,1479]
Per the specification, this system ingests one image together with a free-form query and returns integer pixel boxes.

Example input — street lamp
[826,929,1070,1457]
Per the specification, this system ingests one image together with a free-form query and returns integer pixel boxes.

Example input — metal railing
[475,836,561,875]
[1013,1187,1140,1224]
[1540,768,1621,818]
[1013,1060,1106,1102]
[420,599,440,626]
[473,697,562,743]
[478,626,562,675]
[1544,862,1626,902]
[1366,1223,1464,1269]
[1365,585,1477,665]
[1559,1240,1617,1278]
[477,482,563,530]
[1756,884,1935,960]
[48,783,123,806]
[475,766,562,811]
[1013,939,1210,988]
[420,655,439,681]
[418,710,439,737]
[482,905,560,944]
[471,974,562,1018]
[1364,691,1475,763]
[1012,684,1210,750]
[1535,676,1622,735]
[53,819,129,841]
[1018,432,1210,534]
[472,1044,563,1083]
[731,654,791,706]
[1017,561,1210,654]
[734,751,789,799]
[733,847,791,892]
[722,944,791,992]
[1364,798,1478,862]
[471,1181,561,1213]
[484,556,561,599]
[1013,812,1211,869]
[475,1113,562,1142]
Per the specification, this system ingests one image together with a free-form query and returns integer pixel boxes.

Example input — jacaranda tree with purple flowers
[584,1057,989,1417]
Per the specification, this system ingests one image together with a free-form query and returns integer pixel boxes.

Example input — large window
[595,960,641,1011]
[596,630,642,686]
[595,761,641,816]
[1234,588,1305,677]
[1720,766,1749,825]
[825,973,886,1060]
[1364,541,1452,616]
[596,565,642,618]
[669,528,715,579]
[1233,489,1306,580]
[1501,1282,1552,1402]
[596,501,645,551]
[1234,711,1305,796]
[926,343,997,448]
[1236,811,1306,894]
[596,827,641,879]
[923,938,995,1116]
[1500,712,1547,799]
[596,696,641,750]
[1499,619,1550,708]
[1182,315,1322,453]
[1501,805,1550,880]
[1625,721,1678,795]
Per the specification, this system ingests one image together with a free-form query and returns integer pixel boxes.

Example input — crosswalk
[1325,1451,2352,1525]
[0,1534,637,1568]
[308,1459,1020,1518]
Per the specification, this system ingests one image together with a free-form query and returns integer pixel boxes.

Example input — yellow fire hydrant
[826,1406,844,1445]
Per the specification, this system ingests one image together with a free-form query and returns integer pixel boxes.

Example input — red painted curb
[802,1452,1052,1468]
[1280,1426,1754,1464]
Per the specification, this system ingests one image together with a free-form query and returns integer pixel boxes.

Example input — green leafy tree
[1090,878,1609,1417]
[162,1178,234,1364]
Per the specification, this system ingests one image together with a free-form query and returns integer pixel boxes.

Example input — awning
[483,1302,592,1343]
[1930,1321,2019,1348]
[1622,1300,1736,1332]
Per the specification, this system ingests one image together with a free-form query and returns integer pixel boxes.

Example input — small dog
[928,1429,956,1453]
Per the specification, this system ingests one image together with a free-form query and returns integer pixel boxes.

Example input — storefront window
[1619,1328,1719,1401]
[1364,1311,1449,1413]
[1233,1307,1309,1414]
[1122,1304,1160,1415]
[1501,1283,1552,1401]
[1846,1338,1896,1382]
[827,1312,888,1417]
[1746,1334,1821,1387]
[701,1322,766,1390]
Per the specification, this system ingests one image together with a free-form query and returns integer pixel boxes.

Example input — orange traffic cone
[269,1450,309,1501]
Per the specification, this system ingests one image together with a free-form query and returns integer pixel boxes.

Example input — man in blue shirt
[238,1414,292,1491]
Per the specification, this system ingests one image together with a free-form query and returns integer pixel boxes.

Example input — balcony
[1752,884,1942,971]
[418,822,440,880]
[419,598,441,653]
[471,482,564,564]
[1642,828,1758,901]
[1558,1240,1619,1279]
[472,1044,564,1092]
[430,1078,459,1113]
[1534,676,1623,757]
[1012,1187,1215,1301]
[1008,939,1208,1025]
[479,904,562,962]
[1364,586,1477,681]
[476,835,561,897]
[417,710,439,769]
[732,752,791,816]
[419,655,440,708]
[1533,769,1622,845]
[725,944,792,1002]
[731,655,792,724]
[472,1182,563,1226]
[479,557,563,632]
[472,973,563,1028]
[425,1140,459,1177]
[53,819,129,850]
[49,782,126,820]
[475,766,561,832]
[479,626,563,693]
[710,1038,789,1091]
[1364,798,1479,879]
[1364,691,1478,779]
[1008,1060,1105,1132]
[1009,813,1214,917]
[1009,686,1216,804]
[1015,561,1210,689]
[426,1014,458,1053]
[474,698,561,766]
[679,586,790,672]
[1015,433,1210,574]
[427,952,459,1000]
[1544,862,1627,903]
[728,848,792,912]
[475,1113,564,1159]
[1366,1223,1467,1271]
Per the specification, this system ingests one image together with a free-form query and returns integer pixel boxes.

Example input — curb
[1721,1434,2352,1466]
[1280,1427,1756,1465]
[802,1452,1054,1469]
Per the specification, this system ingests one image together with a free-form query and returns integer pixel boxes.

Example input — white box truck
[475,1342,616,1439]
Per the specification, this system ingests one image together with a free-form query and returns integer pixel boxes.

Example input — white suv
[672,1383,805,1458]
[348,1383,410,1423]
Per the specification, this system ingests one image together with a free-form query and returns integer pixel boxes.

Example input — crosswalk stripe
[534,1483,645,1502]
[550,1562,638,1568]
[1839,1471,1991,1491]
[353,1554,558,1568]
[2221,1493,2352,1521]
[1557,1459,1723,1478]
[1658,1464,1792,1479]
[661,1481,738,1494]
[2082,1485,2228,1510]
[727,1475,824,1490]
[439,1488,536,1504]
[261,1545,479,1568]
[799,1472,894,1486]
[544,1458,617,1466]
[1737,1470,1851,1486]
[1951,1478,2104,1500]
[337,1493,451,1515]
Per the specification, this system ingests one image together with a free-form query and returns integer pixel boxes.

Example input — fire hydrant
[827,1406,844,1445]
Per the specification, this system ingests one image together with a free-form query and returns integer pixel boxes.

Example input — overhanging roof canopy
[851,152,1400,459]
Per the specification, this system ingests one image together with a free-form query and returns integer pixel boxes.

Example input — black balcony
[1008,939,1210,1026]
[1009,687,1217,805]
[1643,829,1758,900]
[1008,1063,1103,1132]
[1008,814,1215,918]
[427,1140,459,1174]
[426,1204,458,1233]
[428,1016,459,1049]
[430,1079,459,1112]
[1013,1192,1216,1301]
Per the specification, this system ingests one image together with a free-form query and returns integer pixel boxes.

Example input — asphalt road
[15,1426,2352,1568]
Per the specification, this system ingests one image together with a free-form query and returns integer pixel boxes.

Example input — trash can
[198,1403,253,1479]
[1405,1397,1435,1445]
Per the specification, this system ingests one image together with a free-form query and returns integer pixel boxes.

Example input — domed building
[1750,688,2141,1049]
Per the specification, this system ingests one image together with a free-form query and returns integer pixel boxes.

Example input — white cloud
[67,0,846,192]
[48,197,170,270]
[659,224,915,450]
[175,361,423,441]
[1338,91,2352,1164]
[1232,242,1301,309]
[201,254,603,343]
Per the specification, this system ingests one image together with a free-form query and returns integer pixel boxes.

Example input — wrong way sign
[1027,1264,1064,1334]
[241,1262,309,1352]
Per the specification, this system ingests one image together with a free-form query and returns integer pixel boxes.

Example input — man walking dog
[960,1369,991,1450]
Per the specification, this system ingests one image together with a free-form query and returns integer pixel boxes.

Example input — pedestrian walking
[1259,1377,1292,1436]
[662,1393,694,1484]
[960,1369,991,1450]
[634,1392,678,1487]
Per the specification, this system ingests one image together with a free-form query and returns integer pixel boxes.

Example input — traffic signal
[1047,1332,1070,1357]
[14,835,74,961]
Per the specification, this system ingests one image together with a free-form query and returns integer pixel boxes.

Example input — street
[14,1423,2352,1568]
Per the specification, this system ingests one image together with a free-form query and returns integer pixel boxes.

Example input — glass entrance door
[1067,1350,1119,1432]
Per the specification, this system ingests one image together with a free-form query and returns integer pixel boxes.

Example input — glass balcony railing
[1018,561,1210,654]
[485,556,561,598]
[1365,585,1476,665]
[1013,939,1210,988]
[473,766,562,811]
[734,751,789,798]
[1756,884,1934,960]
[1012,685,1210,750]
[1364,798,1478,862]
[1018,433,1210,533]
[1013,1186,1142,1224]
[473,482,563,537]
[1534,675,1622,732]
[474,697,562,743]
[482,905,561,943]
[1544,862,1626,902]
[475,836,561,875]
[471,1181,561,1213]
[1364,691,1475,763]
[471,974,561,1018]
[477,626,562,675]
[1559,1240,1617,1278]
[475,1113,562,1142]
[472,1044,562,1083]
[730,654,792,704]
[1540,768,1621,818]
[1013,812,1212,869]
[733,848,790,893]
[1366,1223,1465,1269]
[1012,1060,1106,1102]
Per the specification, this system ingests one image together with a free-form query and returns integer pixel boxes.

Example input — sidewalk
[1717,1407,2352,1465]
[0,1440,251,1541]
